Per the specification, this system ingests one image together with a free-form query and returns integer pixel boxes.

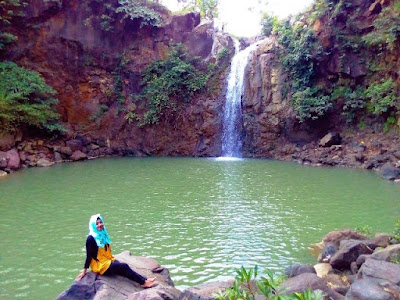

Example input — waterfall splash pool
[1,157,399,299]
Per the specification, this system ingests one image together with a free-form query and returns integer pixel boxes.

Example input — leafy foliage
[83,0,163,31]
[176,0,219,19]
[0,62,64,134]
[267,0,400,126]
[116,0,162,28]
[393,219,400,242]
[292,87,331,122]
[330,85,366,123]
[0,0,27,25]
[137,44,209,125]
[0,0,27,51]
[213,266,325,300]
[355,225,372,238]
[365,78,397,115]
[260,13,279,36]
[362,7,400,51]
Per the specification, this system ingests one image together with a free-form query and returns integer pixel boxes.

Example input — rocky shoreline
[57,229,400,300]
[1,129,400,182]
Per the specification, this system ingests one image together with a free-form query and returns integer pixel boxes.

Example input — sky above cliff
[161,0,314,37]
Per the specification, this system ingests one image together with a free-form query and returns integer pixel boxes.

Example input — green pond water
[0,157,399,299]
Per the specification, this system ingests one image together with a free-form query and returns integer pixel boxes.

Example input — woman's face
[96,218,104,231]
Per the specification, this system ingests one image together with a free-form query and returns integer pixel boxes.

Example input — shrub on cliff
[0,62,65,134]
[267,0,400,127]
[137,44,209,125]
[83,0,163,32]
[0,0,27,51]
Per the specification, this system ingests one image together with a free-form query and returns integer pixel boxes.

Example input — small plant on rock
[393,219,400,242]
[214,266,325,300]
[355,225,372,238]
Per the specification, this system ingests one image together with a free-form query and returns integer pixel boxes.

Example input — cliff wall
[1,0,234,158]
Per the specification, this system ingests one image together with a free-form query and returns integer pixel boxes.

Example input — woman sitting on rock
[76,214,155,288]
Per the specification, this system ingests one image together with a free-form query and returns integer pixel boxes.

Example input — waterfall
[221,41,261,158]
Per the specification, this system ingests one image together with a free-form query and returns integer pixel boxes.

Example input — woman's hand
[76,268,87,280]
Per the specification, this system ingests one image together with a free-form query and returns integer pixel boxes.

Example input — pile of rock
[283,229,400,299]
[0,136,114,176]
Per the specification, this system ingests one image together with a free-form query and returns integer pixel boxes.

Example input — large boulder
[66,139,84,152]
[364,234,391,250]
[279,273,343,300]
[314,263,334,278]
[0,132,18,151]
[345,277,400,300]
[5,148,21,170]
[70,151,87,161]
[310,230,366,256]
[318,243,338,263]
[285,264,316,278]
[358,258,400,285]
[371,244,400,262]
[330,240,373,270]
[57,252,181,300]
[36,158,54,167]
[319,133,342,148]
[379,163,400,180]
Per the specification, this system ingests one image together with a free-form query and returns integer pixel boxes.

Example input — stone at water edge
[57,251,181,300]
[0,170,7,177]
[314,263,333,278]
[329,240,373,270]
[36,158,54,167]
[70,151,87,161]
[358,258,400,285]
[5,148,21,170]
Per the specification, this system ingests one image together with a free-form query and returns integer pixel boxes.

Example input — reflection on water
[0,157,399,299]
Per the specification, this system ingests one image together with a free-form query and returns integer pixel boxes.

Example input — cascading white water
[221,41,261,158]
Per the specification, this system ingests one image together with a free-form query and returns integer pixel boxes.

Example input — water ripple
[0,157,399,299]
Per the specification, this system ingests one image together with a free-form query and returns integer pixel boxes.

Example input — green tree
[0,62,64,134]
[260,13,278,36]
[116,0,163,28]
[177,0,219,19]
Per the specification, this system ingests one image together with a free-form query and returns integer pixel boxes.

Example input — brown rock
[60,147,73,156]
[36,158,54,167]
[322,230,367,248]
[0,132,17,151]
[369,1,382,14]
[371,244,400,262]
[365,234,391,250]
[330,240,373,270]
[70,151,87,161]
[66,139,83,152]
[280,273,343,300]
[6,149,21,170]
[314,263,333,278]
[346,277,400,300]
[57,252,179,300]
[359,258,400,285]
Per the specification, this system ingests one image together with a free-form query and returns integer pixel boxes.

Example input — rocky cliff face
[2,0,234,158]
[241,0,400,175]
